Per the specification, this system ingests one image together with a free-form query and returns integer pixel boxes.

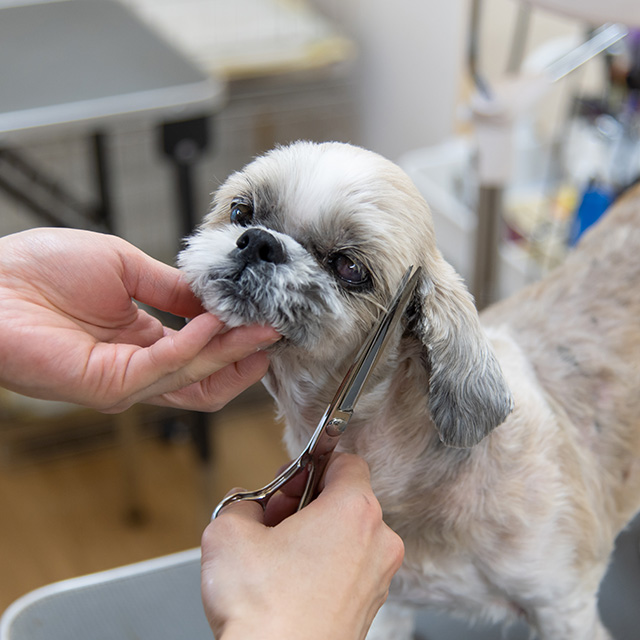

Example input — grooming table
[1,514,639,640]
[0,0,224,235]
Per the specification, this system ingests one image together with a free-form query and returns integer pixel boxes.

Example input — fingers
[202,491,266,556]
[155,349,271,412]
[261,466,311,526]
[120,242,206,320]
[214,489,266,524]
[317,452,372,496]
[155,323,279,410]
[271,463,310,498]
[98,313,225,410]
[316,454,405,574]
[107,316,280,410]
[203,492,269,570]
[131,312,226,382]
[197,350,272,406]
[262,493,301,527]
[167,317,280,384]
[258,455,374,528]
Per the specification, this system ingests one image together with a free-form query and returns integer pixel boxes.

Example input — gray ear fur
[416,264,513,448]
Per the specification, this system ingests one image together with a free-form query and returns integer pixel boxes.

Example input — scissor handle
[211,455,306,519]
[211,406,347,519]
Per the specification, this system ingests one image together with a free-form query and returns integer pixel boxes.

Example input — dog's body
[179,141,640,639]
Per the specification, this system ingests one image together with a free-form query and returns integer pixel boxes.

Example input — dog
[178,141,640,639]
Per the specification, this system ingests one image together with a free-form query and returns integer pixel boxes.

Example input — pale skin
[0,227,404,638]
[202,453,405,640]
[0,227,280,412]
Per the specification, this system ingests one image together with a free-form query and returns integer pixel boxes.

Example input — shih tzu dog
[178,141,640,639]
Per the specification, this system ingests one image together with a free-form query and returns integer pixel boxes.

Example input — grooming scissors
[211,265,421,519]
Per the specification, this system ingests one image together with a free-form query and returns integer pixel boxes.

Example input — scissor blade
[213,266,422,519]
[336,265,421,414]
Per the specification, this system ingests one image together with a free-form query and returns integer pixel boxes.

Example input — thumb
[201,491,266,560]
[214,490,266,524]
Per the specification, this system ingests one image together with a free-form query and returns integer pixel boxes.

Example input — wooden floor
[0,391,288,614]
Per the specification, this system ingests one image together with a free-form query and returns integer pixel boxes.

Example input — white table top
[0,0,226,142]
[127,0,354,80]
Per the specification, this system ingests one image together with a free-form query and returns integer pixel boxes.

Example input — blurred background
[1,0,639,624]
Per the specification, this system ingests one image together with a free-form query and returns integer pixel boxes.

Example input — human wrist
[217,608,361,640]
[216,610,364,640]
[216,617,298,640]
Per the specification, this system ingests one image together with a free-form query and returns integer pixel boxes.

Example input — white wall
[310,0,467,160]
[310,0,594,160]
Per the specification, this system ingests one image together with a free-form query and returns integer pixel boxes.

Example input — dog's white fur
[179,141,640,639]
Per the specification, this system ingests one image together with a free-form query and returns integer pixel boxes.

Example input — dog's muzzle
[179,222,351,347]
[235,228,286,266]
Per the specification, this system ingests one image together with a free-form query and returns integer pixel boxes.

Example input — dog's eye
[329,254,370,286]
[230,201,253,226]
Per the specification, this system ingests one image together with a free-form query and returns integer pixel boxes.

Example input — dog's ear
[412,261,513,448]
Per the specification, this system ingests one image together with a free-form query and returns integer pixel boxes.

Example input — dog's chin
[192,269,338,348]
[178,226,350,350]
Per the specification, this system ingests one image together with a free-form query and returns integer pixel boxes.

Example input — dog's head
[179,141,512,447]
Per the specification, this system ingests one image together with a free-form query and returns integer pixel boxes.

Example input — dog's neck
[263,346,351,444]
[263,339,507,551]
[264,338,472,483]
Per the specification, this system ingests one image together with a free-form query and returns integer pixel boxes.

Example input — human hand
[200,454,405,640]
[0,228,280,412]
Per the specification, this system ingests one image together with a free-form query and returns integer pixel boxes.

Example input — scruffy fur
[179,141,640,639]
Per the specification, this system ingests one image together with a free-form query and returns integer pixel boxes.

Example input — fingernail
[256,335,281,350]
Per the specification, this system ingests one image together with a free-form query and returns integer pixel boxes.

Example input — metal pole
[473,185,503,310]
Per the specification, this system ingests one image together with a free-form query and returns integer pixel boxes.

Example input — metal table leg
[160,116,214,464]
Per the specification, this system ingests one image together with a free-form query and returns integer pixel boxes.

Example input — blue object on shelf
[569,181,614,246]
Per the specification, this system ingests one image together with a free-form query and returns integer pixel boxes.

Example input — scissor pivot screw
[327,418,348,436]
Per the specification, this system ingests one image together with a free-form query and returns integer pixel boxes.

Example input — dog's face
[179,141,513,447]
[178,142,428,355]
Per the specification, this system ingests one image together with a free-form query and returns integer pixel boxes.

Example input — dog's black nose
[236,228,286,265]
